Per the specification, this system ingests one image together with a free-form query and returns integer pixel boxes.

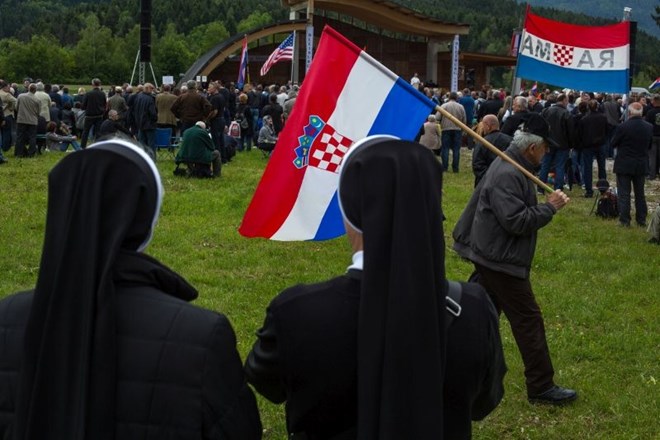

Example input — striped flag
[516,9,630,93]
[260,33,294,76]
[650,78,660,91]
[240,26,436,241]
[237,36,249,90]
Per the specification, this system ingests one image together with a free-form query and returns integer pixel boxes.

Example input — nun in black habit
[245,136,505,440]
[0,138,262,439]
[245,137,444,439]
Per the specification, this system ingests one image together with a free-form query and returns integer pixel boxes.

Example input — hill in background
[521,0,659,38]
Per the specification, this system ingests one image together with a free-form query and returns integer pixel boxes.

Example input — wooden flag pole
[435,105,554,193]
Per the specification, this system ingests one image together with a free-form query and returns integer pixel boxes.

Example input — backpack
[596,190,619,219]
[238,116,249,130]
[228,120,241,138]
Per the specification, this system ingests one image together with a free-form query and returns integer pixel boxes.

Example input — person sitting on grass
[98,109,133,139]
[175,121,221,177]
[257,115,277,156]
[45,121,81,152]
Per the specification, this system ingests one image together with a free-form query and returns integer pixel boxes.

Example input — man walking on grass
[453,113,577,406]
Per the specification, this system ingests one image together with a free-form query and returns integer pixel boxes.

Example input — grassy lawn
[0,145,658,439]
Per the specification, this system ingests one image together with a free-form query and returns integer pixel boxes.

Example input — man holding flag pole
[240,19,576,410]
[240,24,557,243]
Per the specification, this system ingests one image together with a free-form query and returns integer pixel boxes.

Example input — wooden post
[435,105,553,193]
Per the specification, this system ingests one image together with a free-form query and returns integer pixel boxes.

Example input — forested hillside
[522,0,659,38]
[0,0,656,87]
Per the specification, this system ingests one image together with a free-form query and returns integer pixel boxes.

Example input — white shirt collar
[347,250,363,272]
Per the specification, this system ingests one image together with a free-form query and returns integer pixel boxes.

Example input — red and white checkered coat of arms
[293,115,353,174]
[553,44,574,67]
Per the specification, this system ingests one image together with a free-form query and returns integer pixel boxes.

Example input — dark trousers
[539,148,569,190]
[2,115,14,152]
[474,264,555,395]
[210,117,228,162]
[616,173,647,226]
[15,123,37,157]
[441,130,462,172]
[582,148,595,195]
[138,129,156,154]
[180,121,196,136]
[649,136,660,179]
[81,115,103,149]
[211,150,222,177]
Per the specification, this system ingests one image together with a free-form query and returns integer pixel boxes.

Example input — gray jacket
[453,148,556,279]
[16,92,41,126]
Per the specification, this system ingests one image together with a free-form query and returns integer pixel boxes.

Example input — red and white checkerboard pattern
[308,128,353,173]
[553,44,574,67]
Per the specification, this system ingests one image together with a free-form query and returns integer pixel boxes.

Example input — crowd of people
[412,81,659,234]
[0,76,300,171]
[0,71,658,439]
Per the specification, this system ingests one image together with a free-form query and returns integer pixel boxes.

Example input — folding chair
[155,128,178,159]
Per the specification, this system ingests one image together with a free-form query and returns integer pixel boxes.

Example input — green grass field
[0,146,658,439]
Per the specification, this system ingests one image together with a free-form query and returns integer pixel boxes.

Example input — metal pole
[130,51,140,85]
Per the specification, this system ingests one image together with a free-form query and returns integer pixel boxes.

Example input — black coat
[131,92,158,131]
[81,87,107,117]
[477,98,504,121]
[0,259,262,440]
[578,111,608,149]
[541,104,571,150]
[612,116,653,175]
[245,270,505,440]
[472,130,512,186]
[501,110,530,136]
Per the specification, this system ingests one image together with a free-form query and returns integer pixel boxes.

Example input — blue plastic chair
[155,128,178,159]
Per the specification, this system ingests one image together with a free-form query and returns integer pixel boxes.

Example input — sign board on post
[306,25,314,73]
[451,35,460,92]
[162,76,174,85]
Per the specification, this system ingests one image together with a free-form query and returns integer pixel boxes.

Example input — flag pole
[290,30,296,85]
[435,105,553,193]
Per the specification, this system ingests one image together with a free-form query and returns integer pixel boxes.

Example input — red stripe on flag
[525,11,629,48]
[239,26,361,238]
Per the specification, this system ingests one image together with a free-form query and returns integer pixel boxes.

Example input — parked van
[630,87,651,97]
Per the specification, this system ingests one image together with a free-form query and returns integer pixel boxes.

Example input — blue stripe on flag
[368,78,437,139]
[517,57,629,93]
[313,192,345,240]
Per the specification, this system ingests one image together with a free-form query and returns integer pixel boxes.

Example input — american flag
[260,33,294,76]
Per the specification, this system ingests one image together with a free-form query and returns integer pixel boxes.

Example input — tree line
[0,0,656,87]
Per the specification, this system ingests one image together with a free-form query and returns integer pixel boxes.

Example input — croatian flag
[237,36,249,90]
[650,78,660,91]
[516,10,630,93]
[239,26,436,241]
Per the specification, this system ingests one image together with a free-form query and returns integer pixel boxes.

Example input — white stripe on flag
[270,53,398,240]
[519,30,629,71]
[271,167,339,240]
[327,53,397,141]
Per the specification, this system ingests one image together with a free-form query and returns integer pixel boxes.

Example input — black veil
[13,139,163,440]
[338,136,447,440]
